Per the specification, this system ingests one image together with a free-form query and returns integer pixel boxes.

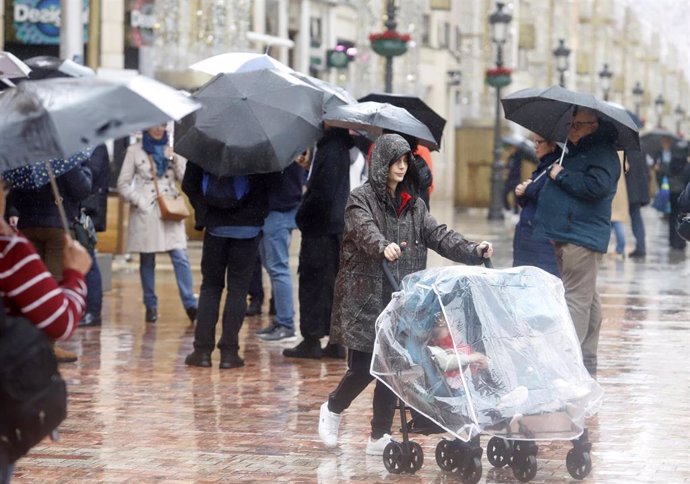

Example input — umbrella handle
[45,160,72,237]
[1,78,15,88]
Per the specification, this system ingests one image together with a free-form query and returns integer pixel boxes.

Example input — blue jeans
[629,203,646,253]
[611,221,626,254]
[85,245,102,317]
[259,209,297,329]
[140,249,197,310]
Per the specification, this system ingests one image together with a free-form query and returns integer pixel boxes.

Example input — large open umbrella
[23,55,96,79]
[0,51,31,82]
[640,128,681,157]
[291,72,357,112]
[358,93,446,147]
[174,69,323,177]
[323,101,438,150]
[190,52,293,76]
[0,75,201,171]
[501,85,640,152]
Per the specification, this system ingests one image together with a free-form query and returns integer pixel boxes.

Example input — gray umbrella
[290,72,357,112]
[640,128,681,157]
[174,69,323,177]
[323,101,438,150]
[501,85,640,151]
[0,76,200,171]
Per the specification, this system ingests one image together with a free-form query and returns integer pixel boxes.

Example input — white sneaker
[318,402,341,448]
[365,433,392,456]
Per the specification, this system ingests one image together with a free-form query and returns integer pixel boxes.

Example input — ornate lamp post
[369,0,411,93]
[487,1,512,221]
[632,82,644,118]
[674,105,685,135]
[654,94,666,128]
[553,39,570,88]
[598,63,613,102]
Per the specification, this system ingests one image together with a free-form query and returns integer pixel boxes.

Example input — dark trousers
[85,244,102,317]
[247,256,264,303]
[628,203,646,253]
[328,349,397,439]
[669,192,687,250]
[194,232,260,354]
[298,234,341,339]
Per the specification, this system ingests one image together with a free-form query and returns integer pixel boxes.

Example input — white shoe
[365,433,392,456]
[318,402,341,448]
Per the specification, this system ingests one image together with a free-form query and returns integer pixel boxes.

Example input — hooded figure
[318,133,492,456]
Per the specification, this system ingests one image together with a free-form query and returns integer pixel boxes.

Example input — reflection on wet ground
[13,205,690,483]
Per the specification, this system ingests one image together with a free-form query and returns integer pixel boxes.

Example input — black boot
[184,351,211,368]
[219,352,245,369]
[185,306,198,323]
[245,299,262,316]
[145,306,157,323]
[322,343,346,359]
[283,338,323,359]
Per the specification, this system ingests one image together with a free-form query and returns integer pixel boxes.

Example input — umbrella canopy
[501,85,640,151]
[291,72,357,112]
[358,93,446,147]
[0,51,31,79]
[323,101,438,150]
[2,150,91,190]
[23,56,95,79]
[189,52,293,76]
[174,69,323,177]
[640,128,681,157]
[0,76,201,171]
[501,133,537,162]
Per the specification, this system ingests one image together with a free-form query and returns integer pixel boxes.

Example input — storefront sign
[10,0,89,45]
[126,0,156,48]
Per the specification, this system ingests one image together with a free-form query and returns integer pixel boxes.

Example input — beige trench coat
[116,142,188,253]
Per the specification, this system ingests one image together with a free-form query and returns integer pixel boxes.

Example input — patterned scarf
[142,131,169,177]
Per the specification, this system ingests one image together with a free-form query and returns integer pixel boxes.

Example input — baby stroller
[371,262,603,483]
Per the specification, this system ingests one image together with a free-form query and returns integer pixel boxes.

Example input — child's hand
[468,353,489,370]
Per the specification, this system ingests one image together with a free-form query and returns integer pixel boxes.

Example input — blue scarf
[142,131,169,177]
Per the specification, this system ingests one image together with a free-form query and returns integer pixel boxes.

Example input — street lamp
[487,1,512,221]
[654,94,665,128]
[674,105,685,134]
[553,38,570,88]
[598,63,613,102]
[632,82,644,118]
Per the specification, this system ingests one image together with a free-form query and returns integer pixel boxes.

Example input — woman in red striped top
[0,179,92,340]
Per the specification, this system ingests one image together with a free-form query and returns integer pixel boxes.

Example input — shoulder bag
[147,155,190,222]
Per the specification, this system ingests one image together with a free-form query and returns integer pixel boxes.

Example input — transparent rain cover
[371,265,603,442]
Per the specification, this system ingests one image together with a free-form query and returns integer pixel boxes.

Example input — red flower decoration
[486,67,513,77]
[369,31,411,43]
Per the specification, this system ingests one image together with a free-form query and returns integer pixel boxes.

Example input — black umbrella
[323,101,438,150]
[358,93,446,147]
[291,72,357,112]
[501,85,640,152]
[639,128,681,157]
[174,69,323,177]
[22,56,96,80]
[501,134,537,162]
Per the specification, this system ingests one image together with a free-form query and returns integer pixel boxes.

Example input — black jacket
[83,144,110,232]
[624,150,650,206]
[268,162,305,212]
[296,128,353,236]
[182,161,273,230]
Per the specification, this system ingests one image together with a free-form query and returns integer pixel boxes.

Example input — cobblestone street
[12,203,690,484]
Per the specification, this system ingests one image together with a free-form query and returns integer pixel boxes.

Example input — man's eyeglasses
[569,121,598,130]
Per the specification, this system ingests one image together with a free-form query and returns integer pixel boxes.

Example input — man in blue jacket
[534,106,620,376]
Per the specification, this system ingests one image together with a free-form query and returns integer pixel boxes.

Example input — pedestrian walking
[116,124,198,324]
[534,107,621,376]
[181,162,275,369]
[658,142,690,250]
[317,133,493,454]
[79,144,110,327]
[512,135,561,277]
[610,153,630,257]
[625,150,651,258]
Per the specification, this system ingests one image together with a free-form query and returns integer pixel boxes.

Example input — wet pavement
[12,202,690,483]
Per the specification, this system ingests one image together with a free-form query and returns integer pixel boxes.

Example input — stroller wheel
[566,449,592,480]
[435,439,457,472]
[382,441,406,474]
[456,456,482,484]
[487,437,511,468]
[406,441,424,473]
[513,454,537,482]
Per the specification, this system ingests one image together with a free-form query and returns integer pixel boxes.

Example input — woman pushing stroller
[318,133,493,455]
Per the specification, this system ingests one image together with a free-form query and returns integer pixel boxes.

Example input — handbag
[147,155,190,222]
[72,210,97,251]
[652,175,671,214]
[0,305,67,476]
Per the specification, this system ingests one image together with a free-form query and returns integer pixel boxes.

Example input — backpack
[0,305,67,476]
[201,171,250,209]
